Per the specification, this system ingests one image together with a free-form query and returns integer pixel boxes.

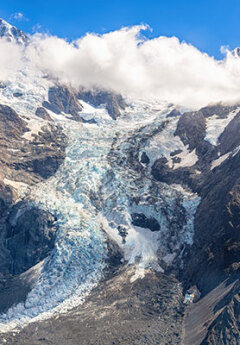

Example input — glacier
[0,99,200,332]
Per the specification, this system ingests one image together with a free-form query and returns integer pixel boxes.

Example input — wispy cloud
[10,12,29,22]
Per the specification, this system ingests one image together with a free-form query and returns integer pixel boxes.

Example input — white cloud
[2,25,240,108]
[0,40,22,80]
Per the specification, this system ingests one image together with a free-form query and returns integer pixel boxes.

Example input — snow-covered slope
[0,19,28,44]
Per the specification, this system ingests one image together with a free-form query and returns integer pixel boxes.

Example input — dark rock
[140,151,150,164]
[31,155,65,178]
[43,86,82,121]
[172,156,181,164]
[5,202,57,275]
[151,157,172,183]
[170,149,183,157]
[117,225,128,243]
[35,107,52,121]
[131,213,160,232]
[200,280,240,345]
[81,117,97,124]
[175,111,206,151]
[0,104,66,285]
[182,150,240,295]
[200,103,239,119]
[219,111,240,154]
[78,88,127,120]
[167,108,181,118]
[0,82,6,89]
[0,104,27,137]
[13,92,23,98]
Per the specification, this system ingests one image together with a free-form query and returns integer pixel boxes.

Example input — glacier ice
[0,99,200,332]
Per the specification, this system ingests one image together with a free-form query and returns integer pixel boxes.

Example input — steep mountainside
[0,20,239,345]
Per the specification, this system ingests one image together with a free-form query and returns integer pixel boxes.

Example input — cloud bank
[2,25,240,108]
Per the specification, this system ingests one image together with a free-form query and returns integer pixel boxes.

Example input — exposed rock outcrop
[0,104,66,300]
[43,85,83,121]
[78,88,127,119]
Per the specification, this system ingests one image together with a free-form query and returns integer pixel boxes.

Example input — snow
[205,108,240,146]
[22,119,44,140]
[0,61,54,121]
[143,117,198,169]
[210,152,231,170]
[173,148,198,169]
[0,19,27,45]
[80,100,111,124]
[3,178,28,191]
[233,144,240,157]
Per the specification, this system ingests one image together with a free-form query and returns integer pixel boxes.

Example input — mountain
[0,20,239,345]
[0,18,28,44]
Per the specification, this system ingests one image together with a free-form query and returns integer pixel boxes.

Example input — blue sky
[0,0,239,58]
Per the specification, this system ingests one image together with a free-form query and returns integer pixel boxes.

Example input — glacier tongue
[0,100,200,332]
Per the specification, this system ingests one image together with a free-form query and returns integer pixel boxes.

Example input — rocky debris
[117,225,128,243]
[35,107,52,121]
[43,85,83,121]
[184,285,201,304]
[183,279,236,345]
[131,213,160,232]
[0,267,184,345]
[78,88,127,120]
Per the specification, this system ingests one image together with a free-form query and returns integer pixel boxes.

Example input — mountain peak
[0,18,28,44]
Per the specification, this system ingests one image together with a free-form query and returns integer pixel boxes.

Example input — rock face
[35,107,52,121]
[43,85,83,121]
[5,202,57,275]
[131,213,160,231]
[0,103,67,300]
[78,88,127,119]
[200,280,240,345]
[148,103,240,343]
